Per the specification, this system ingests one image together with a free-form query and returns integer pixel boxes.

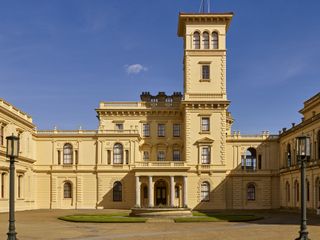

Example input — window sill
[199,79,211,82]
[62,164,73,167]
[199,131,210,134]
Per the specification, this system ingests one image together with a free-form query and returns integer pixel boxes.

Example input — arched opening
[306,179,310,202]
[203,32,209,49]
[193,32,200,49]
[212,32,218,49]
[175,184,182,207]
[318,130,320,160]
[113,143,123,164]
[294,180,299,207]
[286,181,290,206]
[63,143,73,165]
[316,178,320,208]
[155,180,167,206]
[287,144,291,167]
[200,181,210,202]
[245,148,257,170]
[113,181,122,202]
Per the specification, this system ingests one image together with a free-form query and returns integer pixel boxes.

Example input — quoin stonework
[0,11,319,212]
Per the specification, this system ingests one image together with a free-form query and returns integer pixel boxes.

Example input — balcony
[134,161,189,171]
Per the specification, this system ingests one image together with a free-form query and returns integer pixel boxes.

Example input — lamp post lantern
[295,136,311,240]
[6,134,19,240]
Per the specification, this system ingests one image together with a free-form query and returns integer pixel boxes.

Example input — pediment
[194,137,214,145]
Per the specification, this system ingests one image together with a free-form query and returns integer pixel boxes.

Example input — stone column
[170,176,175,207]
[148,176,154,207]
[135,176,141,207]
[183,176,188,208]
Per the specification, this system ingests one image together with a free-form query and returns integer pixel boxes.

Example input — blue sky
[1,0,319,133]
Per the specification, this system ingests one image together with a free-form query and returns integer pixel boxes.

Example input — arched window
[63,143,73,165]
[286,181,290,202]
[113,181,122,202]
[203,32,209,49]
[200,182,210,201]
[316,178,320,207]
[113,143,123,164]
[306,179,310,202]
[287,144,292,167]
[193,32,200,49]
[245,148,257,170]
[64,182,72,198]
[318,130,320,160]
[212,32,218,49]
[247,183,256,201]
[294,180,299,204]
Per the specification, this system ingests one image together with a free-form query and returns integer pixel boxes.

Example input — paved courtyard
[0,209,319,240]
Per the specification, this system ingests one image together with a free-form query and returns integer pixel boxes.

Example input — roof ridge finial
[199,0,211,13]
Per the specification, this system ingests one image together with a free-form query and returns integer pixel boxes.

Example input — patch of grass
[174,212,263,223]
[58,213,146,223]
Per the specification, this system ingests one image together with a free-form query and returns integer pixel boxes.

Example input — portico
[135,174,188,208]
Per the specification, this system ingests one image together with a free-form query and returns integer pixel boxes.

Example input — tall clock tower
[178,12,233,168]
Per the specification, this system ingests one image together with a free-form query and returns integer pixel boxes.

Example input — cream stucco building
[0,12,319,212]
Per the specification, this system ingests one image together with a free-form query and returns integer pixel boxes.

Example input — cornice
[0,107,35,130]
[279,112,320,139]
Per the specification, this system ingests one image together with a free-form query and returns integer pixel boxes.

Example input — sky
[0,0,319,133]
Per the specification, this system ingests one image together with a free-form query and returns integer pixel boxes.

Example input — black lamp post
[6,134,19,240]
[295,136,311,240]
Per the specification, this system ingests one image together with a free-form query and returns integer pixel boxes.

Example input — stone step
[146,218,175,223]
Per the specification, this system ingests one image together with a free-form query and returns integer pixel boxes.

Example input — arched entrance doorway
[155,180,167,206]
[316,178,320,209]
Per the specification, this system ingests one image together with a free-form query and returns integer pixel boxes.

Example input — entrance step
[146,218,175,223]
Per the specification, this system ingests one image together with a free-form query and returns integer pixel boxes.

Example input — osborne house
[0,11,320,212]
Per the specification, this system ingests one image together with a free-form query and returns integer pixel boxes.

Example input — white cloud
[125,64,148,74]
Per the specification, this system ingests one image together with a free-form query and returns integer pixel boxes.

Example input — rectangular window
[0,126,4,146]
[143,151,149,161]
[158,124,165,137]
[173,150,181,161]
[202,65,210,80]
[125,150,129,164]
[157,151,165,161]
[107,150,111,165]
[18,175,22,198]
[1,173,5,198]
[201,146,210,164]
[115,123,123,131]
[143,124,150,137]
[57,150,61,165]
[201,117,210,132]
[173,124,181,137]
[75,150,78,165]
